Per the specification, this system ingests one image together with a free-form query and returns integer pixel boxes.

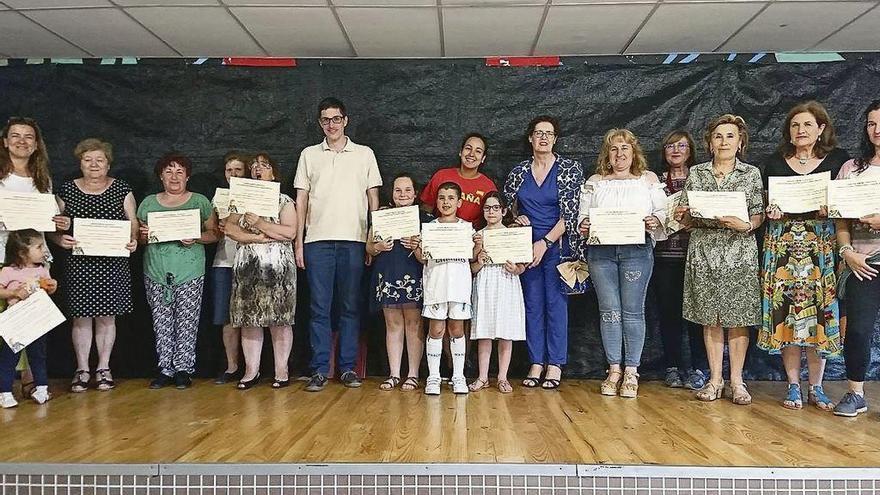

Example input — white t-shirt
[422,218,474,305]
[0,173,55,265]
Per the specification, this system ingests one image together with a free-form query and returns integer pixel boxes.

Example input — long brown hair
[777,100,838,159]
[0,117,52,193]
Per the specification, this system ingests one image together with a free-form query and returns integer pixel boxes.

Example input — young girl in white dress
[469,192,526,393]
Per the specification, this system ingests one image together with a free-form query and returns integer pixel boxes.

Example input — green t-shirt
[136,192,213,287]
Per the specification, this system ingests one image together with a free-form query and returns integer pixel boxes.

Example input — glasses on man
[532,130,556,139]
[482,205,502,212]
[664,143,690,151]
[319,115,345,126]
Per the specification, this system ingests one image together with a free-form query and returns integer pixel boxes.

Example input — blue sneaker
[664,368,683,388]
[684,369,706,390]
[833,392,867,417]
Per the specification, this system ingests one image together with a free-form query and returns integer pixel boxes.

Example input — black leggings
[843,274,880,382]
[651,258,707,371]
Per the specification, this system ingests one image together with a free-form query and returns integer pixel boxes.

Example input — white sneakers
[0,386,52,408]
[425,375,469,395]
[0,392,18,408]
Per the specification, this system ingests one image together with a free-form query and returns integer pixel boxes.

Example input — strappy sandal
[600,369,623,396]
[731,382,752,405]
[468,378,490,392]
[542,364,562,390]
[809,384,834,411]
[95,369,116,391]
[497,380,513,394]
[379,376,400,391]
[522,363,543,388]
[70,370,90,393]
[782,383,802,410]
[400,377,419,391]
[619,371,639,398]
[695,380,724,402]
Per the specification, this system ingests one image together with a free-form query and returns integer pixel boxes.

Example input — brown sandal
[497,380,513,394]
[400,376,419,391]
[731,382,752,405]
[695,380,724,402]
[379,376,400,391]
[468,378,490,392]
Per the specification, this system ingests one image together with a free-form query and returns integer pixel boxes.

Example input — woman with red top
[420,133,497,225]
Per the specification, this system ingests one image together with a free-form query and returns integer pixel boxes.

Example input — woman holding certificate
[757,101,849,411]
[224,153,297,390]
[577,129,667,398]
[503,116,585,390]
[675,114,764,405]
[831,99,880,417]
[55,139,138,393]
[137,154,217,389]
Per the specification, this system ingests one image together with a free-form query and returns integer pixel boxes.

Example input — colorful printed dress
[757,149,849,356]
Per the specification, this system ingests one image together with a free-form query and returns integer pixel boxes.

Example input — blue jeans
[587,240,654,367]
[304,241,365,376]
[0,335,47,393]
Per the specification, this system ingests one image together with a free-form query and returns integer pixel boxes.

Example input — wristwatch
[542,236,554,248]
[839,244,854,257]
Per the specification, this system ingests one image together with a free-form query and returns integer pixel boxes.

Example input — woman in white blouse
[578,128,667,398]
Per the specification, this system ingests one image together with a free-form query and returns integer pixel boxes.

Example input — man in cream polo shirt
[294,97,382,392]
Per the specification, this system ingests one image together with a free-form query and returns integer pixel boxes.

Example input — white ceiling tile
[337,7,440,56]
[4,0,113,7]
[721,1,874,52]
[113,0,219,5]
[23,8,177,56]
[335,0,434,5]
[231,7,353,56]
[536,4,653,55]
[627,3,765,54]
[126,6,263,56]
[442,0,544,5]
[0,11,89,57]
[814,5,880,51]
[442,6,543,56]
[223,0,325,5]
[551,0,656,4]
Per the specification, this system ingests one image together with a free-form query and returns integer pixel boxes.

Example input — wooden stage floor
[1,379,878,467]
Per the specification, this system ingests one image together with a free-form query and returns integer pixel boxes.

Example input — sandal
[522,363,544,388]
[731,382,752,405]
[272,378,291,389]
[497,380,513,394]
[782,383,802,410]
[400,377,419,391]
[619,371,639,398]
[695,380,724,402]
[95,369,115,391]
[468,378,490,392]
[809,384,834,411]
[379,376,400,391]
[600,369,623,396]
[541,364,562,390]
[70,370,90,393]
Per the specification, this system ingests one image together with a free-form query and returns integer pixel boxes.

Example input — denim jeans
[587,239,654,367]
[0,335,47,393]
[304,241,365,376]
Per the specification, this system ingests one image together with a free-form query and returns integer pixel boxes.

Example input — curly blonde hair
[595,128,648,176]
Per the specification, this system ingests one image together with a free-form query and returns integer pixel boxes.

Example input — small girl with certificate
[469,192,526,393]
[367,173,430,391]
[0,229,58,408]
[413,182,477,395]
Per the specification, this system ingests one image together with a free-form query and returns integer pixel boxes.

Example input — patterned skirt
[757,219,841,357]
[229,242,296,327]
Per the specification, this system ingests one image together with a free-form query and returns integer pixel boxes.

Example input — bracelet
[839,244,854,257]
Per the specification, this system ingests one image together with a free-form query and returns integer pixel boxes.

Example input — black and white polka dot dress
[59,179,134,317]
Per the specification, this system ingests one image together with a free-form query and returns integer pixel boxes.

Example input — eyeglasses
[664,143,690,151]
[482,205,502,212]
[251,161,271,169]
[532,130,556,139]
[319,115,345,126]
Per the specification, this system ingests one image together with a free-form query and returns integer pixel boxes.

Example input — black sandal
[522,363,544,388]
[272,378,290,389]
[237,373,260,390]
[400,376,419,391]
[380,376,400,391]
[95,369,115,391]
[542,364,562,390]
[70,370,90,393]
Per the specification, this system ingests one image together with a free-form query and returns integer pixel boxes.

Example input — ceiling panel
[627,2,764,54]
[721,1,874,52]
[442,6,544,56]
[337,7,440,57]
[127,6,264,56]
[537,4,653,55]
[23,7,177,56]
[0,10,89,57]
[223,0,325,5]
[334,0,435,5]
[442,0,544,5]
[113,0,219,5]
[231,7,353,57]
[3,0,112,7]
[814,5,880,51]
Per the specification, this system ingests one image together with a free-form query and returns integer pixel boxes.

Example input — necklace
[712,165,732,179]
[797,155,812,166]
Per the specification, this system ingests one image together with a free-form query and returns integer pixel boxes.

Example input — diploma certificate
[587,208,645,245]
[73,218,131,257]
[0,191,57,232]
[687,191,750,222]
[482,226,533,264]
[828,175,880,218]
[147,209,202,243]
[212,188,231,219]
[768,171,830,214]
[0,289,65,353]
[371,206,421,241]
[421,223,474,260]
[228,178,280,218]
[664,191,685,235]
